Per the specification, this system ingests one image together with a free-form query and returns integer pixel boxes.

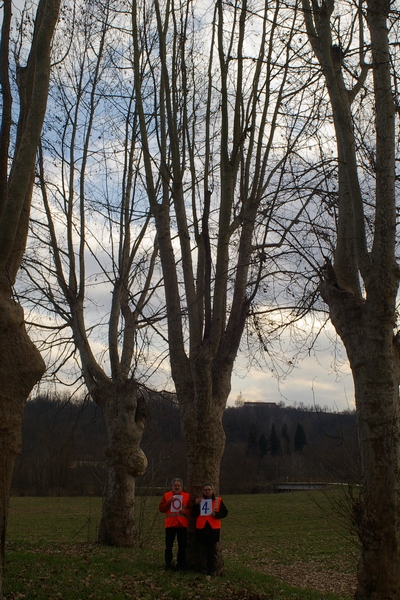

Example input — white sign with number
[170,495,183,513]
[200,499,213,516]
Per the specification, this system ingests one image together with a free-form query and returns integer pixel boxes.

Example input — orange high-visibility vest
[161,491,190,528]
[196,497,222,530]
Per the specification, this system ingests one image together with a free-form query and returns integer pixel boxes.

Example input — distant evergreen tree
[246,423,259,456]
[258,433,268,457]
[269,423,281,456]
[294,422,307,454]
[281,422,291,455]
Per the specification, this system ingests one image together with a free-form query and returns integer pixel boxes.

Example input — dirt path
[256,559,356,598]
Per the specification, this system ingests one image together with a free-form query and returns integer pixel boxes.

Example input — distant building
[243,401,278,408]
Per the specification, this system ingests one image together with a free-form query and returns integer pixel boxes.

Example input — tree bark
[179,365,228,493]
[169,341,233,572]
[320,282,400,599]
[302,0,400,595]
[0,0,60,595]
[0,298,45,596]
[93,384,147,546]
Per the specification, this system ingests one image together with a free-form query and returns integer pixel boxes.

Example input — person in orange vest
[159,478,191,570]
[192,482,228,576]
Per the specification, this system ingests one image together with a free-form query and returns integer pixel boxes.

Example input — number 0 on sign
[170,495,183,513]
[200,499,213,516]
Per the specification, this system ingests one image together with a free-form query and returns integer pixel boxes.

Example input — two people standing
[159,479,228,575]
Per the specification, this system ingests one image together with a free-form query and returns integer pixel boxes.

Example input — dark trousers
[165,526,187,568]
[199,540,218,575]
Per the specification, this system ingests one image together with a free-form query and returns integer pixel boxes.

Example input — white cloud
[229,325,354,412]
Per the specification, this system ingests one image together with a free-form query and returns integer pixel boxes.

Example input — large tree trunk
[182,354,227,485]
[181,399,226,572]
[94,386,147,546]
[302,0,400,595]
[0,0,60,595]
[181,394,226,496]
[353,367,400,599]
[321,283,400,599]
[184,407,226,492]
[176,351,231,572]
[0,297,45,596]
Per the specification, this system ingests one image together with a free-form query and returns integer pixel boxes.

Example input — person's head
[171,478,183,493]
[202,483,214,498]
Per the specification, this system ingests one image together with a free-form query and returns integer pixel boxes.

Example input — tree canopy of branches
[12,0,400,591]
[130,0,318,512]
[0,0,60,594]
[22,0,168,546]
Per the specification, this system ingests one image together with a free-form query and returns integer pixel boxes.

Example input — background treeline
[12,394,359,496]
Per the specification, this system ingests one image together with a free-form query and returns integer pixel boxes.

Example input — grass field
[4,489,358,600]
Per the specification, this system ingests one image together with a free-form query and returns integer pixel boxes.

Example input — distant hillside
[221,402,359,493]
[12,394,359,496]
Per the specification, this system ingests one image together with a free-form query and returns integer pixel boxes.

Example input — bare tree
[131,0,316,522]
[301,0,400,596]
[21,0,165,546]
[0,0,60,593]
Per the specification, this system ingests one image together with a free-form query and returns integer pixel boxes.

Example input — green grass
[4,490,358,600]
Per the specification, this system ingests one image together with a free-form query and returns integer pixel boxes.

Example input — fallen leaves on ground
[253,558,356,597]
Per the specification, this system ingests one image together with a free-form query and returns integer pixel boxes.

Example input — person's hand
[195,497,201,504]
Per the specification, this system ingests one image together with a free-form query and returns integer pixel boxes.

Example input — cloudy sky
[229,344,354,412]
[227,320,355,412]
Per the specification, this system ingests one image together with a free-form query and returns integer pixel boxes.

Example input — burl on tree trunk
[0,296,45,594]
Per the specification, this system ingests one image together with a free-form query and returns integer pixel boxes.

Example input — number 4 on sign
[200,499,213,516]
